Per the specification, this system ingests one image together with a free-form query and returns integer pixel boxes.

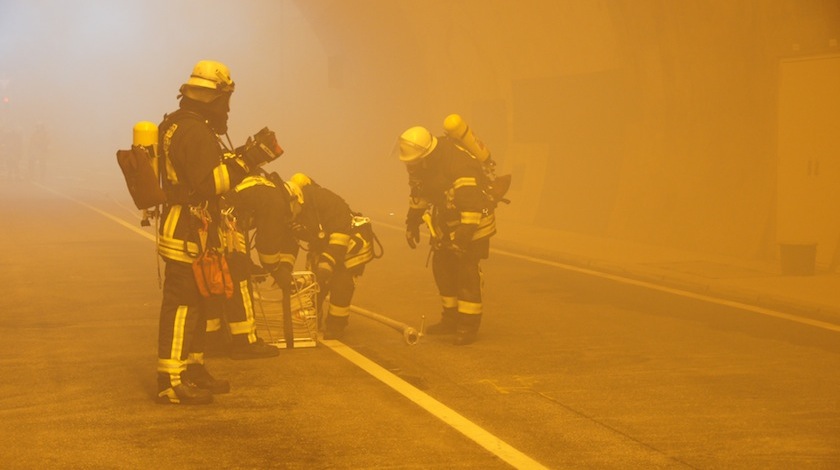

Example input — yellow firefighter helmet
[284,180,304,217]
[397,126,437,163]
[284,181,304,205]
[290,173,312,188]
[180,60,235,102]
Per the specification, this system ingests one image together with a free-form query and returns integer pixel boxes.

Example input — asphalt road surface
[1,178,838,469]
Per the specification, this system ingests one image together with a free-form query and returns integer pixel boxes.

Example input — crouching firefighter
[154,60,252,405]
[198,127,288,359]
[219,169,299,354]
[396,122,505,346]
[285,173,380,340]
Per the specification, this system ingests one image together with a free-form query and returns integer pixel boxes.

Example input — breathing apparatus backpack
[117,117,285,226]
[116,121,166,226]
[442,114,512,207]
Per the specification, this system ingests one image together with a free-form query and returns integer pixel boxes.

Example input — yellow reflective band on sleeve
[329,232,351,247]
[472,213,497,240]
[458,300,482,315]
[235,175,275,192]
[460,211,481,225]
[441,296,458,308]
[214,164,231,194]
[453,176,477,189]
[328,304,351,318]
[321,253,336,266]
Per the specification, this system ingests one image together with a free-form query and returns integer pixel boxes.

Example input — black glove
[405,206,425,249]
[237,127,284,171]
[405,224,420,249]
[270,264,293,289]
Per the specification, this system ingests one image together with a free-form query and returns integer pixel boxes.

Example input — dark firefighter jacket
[156,109,247,263]
[223,175,299,273]
[406,136,496,244]
[294,184,374,271]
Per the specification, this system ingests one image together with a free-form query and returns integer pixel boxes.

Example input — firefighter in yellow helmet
[155,60,251,405]
[285,173,378,340]
[214,170,299,354]
[201,128,286,360]
[397,125,497,345]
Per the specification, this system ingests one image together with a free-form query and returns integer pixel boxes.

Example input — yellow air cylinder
[133,121,158,147]
[133,121,159,178]
[443,114,490,162]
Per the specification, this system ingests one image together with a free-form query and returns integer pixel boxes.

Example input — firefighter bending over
[286,173,378,340]
[397,124,500,346]
[218,171,300,352]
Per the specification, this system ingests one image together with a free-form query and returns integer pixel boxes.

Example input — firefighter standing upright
[155,60,250,405]
[396,120,507,345]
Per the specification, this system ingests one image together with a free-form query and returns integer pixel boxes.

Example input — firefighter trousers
[204,251,260,348]
[431,239,489,333]
[322,264,365,321]
[157,259,210,389]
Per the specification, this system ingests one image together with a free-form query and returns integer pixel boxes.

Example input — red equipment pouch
[192,250,234,299]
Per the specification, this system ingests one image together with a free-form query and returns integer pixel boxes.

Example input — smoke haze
[1,0,839,264]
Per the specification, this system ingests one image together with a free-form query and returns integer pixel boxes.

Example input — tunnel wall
[290,0,840,261]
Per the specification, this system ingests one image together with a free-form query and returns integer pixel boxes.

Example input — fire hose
[348,305,421,346]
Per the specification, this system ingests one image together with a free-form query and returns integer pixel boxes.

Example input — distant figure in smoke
[28,122,50,181]
[395,125,500,345]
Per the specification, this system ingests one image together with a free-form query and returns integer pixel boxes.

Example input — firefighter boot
[156,373,213,405]
[453,313,482,346]
[425,308,458,335]
[183,363,230,394]
[229,336,280,360]
[323,314,349,340]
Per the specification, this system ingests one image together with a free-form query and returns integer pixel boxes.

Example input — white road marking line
[376,221,840,334]
[49,186,547,468]
[493,248,840,334]
[37,183,156,242]
[321,338,549,470]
